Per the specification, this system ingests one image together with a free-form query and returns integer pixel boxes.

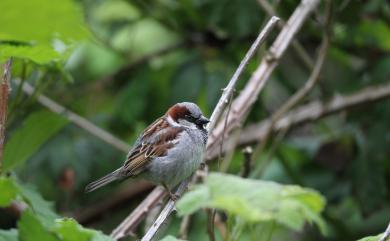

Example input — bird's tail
[85,168,122,192]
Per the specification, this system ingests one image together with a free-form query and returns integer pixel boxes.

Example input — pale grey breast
[145,127,207,187]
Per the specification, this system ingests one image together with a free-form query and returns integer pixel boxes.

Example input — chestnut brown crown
[167,102,209,129]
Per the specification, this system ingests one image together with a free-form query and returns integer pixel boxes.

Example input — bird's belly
[145,140,204,188]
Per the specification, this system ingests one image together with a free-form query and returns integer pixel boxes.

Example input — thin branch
[110,186,166,239]
[257,0,314,70]
[111,16,280,241]
[178,215,191,240]
[0,58,13,172]
[240,146,253,178]
[207,16,280,132]
[379,222,390,241]
[206,0,321,160]
[233,82,390,151]
[140,179,190,241]
[251,0,332,163]
[14,80,131,153]
[206,209,216,241]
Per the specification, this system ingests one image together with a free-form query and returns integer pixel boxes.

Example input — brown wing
[121,117,184,176]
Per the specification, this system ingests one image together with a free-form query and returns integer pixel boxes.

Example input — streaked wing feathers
[121,117,183,176]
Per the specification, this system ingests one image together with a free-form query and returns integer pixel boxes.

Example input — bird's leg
[162,183,180,201]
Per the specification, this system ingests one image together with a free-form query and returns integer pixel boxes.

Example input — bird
[85,102,209,200]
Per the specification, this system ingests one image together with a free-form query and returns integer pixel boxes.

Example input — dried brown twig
[0,58,13,172]
[250,0,333,164]
[206,0,321,160]
[257,0,314,70]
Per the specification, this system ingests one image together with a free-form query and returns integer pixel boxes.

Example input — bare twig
[206,209,216,241]
[140,179,190,241]
[251,0,332,163]
[110,186,166,239]
[111,16,280,241]
[379,222,390,241]
[207,16,280,132]
[206,0,321,160]
[14,80,131,153]
[257,0,314,70]
[233,82,390,150]
[0,58,12,172]
[240,146,253,178]
[178,215,191,240]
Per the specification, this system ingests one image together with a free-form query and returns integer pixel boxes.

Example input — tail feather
[85,168,121,192]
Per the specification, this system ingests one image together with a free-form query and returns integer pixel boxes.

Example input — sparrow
[85,102,209,200]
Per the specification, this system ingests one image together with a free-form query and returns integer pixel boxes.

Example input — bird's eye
[185,114,194,121]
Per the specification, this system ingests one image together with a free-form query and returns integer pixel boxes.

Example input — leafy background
[0,0,389,241]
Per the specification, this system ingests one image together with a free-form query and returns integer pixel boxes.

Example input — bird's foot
[169,192,180,202]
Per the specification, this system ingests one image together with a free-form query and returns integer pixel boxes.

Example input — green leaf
[177,173,327,234]
[0,177,19,207]
[111,18,178,55]
[54,218,114,241]
[3,111,69,171]
[0,44,61,64]
[16,183,58,223]
[0,229,18,241]
[18,210,59,241]
[159,235,187,241]
[357,233,383,241]
[0,0,88,44]
[0,176,58,222]
[54,219,94,241]
[93,0,141,23]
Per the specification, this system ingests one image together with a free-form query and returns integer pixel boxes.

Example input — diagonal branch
[207,16,280,132]
[250,0,333,163]
[0,58,13,173]
[257,0,314,70]
[14,80,131,153]
[379,222,390,241]
[206,0,321,160]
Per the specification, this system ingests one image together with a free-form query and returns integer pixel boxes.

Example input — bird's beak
[196,116,210,126]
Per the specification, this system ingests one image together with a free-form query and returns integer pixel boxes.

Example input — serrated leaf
[54,218,114,241]
[177,173,327,234]
[18,210,59,241]
[16,183,58,223]
[0,176,58,222]
[3,111,69,171]
[0,229,18,241]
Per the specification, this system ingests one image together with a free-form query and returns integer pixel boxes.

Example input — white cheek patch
[166,115,180,127]
[178,119,197,129]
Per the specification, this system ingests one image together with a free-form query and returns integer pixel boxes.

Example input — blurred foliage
[177,173,326,233]
[1,0,390,240]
